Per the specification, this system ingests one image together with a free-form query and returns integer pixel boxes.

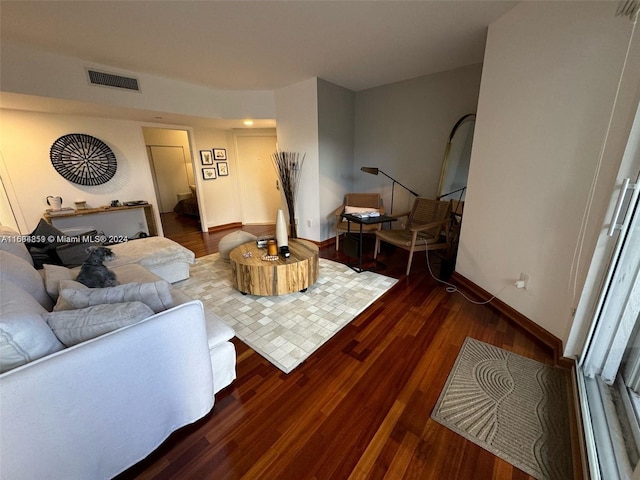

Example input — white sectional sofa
[0,227,236,479]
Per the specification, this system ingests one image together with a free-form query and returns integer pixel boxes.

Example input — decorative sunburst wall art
[50,133,117,186]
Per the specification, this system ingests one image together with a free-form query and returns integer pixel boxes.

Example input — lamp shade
[360,167,379,175]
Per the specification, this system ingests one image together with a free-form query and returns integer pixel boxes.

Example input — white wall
[274,78,320,240]
[191,127,242,229]
[0,110,161,234]
[456,1,634,344]
[1,42,275,121]
[0,148,20,230]
[354,64,483,215]
[318,79,355,240]
[0,108,249,233]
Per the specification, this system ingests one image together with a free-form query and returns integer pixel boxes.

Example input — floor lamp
[360,167,419,214]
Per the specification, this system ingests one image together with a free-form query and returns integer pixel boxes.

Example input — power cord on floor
[422,239,507,306]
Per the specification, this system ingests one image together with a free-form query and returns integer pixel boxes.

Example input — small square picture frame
[217,161,229,176]
[213,148,227,160]
[202,167,217,180]
[200,150,213,165]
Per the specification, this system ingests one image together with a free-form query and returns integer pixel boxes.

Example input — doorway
[142,128,199,237]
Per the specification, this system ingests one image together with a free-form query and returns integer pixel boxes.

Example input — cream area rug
[174,253,397,373]
[431,338,572,480]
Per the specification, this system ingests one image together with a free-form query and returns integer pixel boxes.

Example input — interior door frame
[147,144,191,213]
[141,126,202,233]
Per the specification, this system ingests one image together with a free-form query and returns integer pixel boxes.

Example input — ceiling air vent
[87,69,140,92]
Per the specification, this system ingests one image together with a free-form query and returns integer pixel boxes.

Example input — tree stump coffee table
[229,238,319,296]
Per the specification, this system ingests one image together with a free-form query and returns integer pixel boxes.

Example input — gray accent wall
[318,79,355,240]
[354,63,482,215]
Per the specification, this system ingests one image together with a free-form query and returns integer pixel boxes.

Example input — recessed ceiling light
[243,120,254,126]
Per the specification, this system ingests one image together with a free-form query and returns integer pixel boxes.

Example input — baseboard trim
[450,272,567,366]
[207,222,243,233]
[317,237,335,249]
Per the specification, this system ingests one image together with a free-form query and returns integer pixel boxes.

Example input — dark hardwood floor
[119,214,572,480]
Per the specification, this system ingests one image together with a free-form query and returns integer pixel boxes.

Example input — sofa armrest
[0,300,214,480]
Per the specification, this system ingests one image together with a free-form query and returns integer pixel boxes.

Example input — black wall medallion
[50,133,117,186]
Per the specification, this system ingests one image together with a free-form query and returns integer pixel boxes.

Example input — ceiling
[0,1,517,127]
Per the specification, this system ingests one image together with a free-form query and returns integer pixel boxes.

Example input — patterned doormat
[431,338,573,480]
[174,253,397,373]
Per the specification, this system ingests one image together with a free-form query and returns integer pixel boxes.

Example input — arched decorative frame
[437,113,476,201]
[50,133,117,186]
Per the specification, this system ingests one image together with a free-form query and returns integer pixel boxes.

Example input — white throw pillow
[45,301,154,347]
[43,264,74,299]
[0,226,34,266]
[0,251,53,310]
[0,280,64,374]
[58,281,174,313]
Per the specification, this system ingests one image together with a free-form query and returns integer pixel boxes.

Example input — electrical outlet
[517,273,529,290]
[307,219,312,227]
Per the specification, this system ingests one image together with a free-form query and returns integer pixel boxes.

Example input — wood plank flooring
[118,214,570,480]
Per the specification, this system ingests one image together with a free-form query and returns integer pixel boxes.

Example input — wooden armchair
[332,193,384,250]
[374,197,451,275]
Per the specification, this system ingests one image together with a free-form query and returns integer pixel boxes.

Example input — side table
[340,213,397,272]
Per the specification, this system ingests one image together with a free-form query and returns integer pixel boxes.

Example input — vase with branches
[271,151,305,238]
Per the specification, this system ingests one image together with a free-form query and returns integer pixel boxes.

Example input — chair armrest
[410,218,450,233]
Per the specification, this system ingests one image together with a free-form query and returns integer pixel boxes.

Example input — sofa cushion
[109,263,161,284]
[52,280,88,311]
[0,226,34,266]
[0,251,53,310]
[59,281,174,314]
[107,237,195,269]
[0,280,64,373]
[218,231,257,261]
[45,301,154,347]
[49,263,165,304]
[103,264,192,305]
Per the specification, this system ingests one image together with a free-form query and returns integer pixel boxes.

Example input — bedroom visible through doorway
[142,127,200,237]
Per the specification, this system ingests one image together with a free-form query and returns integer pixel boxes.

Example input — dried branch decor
[271,151,305,238]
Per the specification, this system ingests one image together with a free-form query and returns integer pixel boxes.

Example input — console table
[44,204,158,238]
[230,238,319,296]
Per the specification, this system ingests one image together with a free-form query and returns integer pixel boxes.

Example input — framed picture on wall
[202,167,217,180]
[200,150,213,165]
[217,162,229,176]
[213,148,227,160]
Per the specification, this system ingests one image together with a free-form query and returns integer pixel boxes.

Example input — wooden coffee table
[229,238,319,296]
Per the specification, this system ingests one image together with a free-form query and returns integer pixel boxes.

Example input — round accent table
[230,238,319,296]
